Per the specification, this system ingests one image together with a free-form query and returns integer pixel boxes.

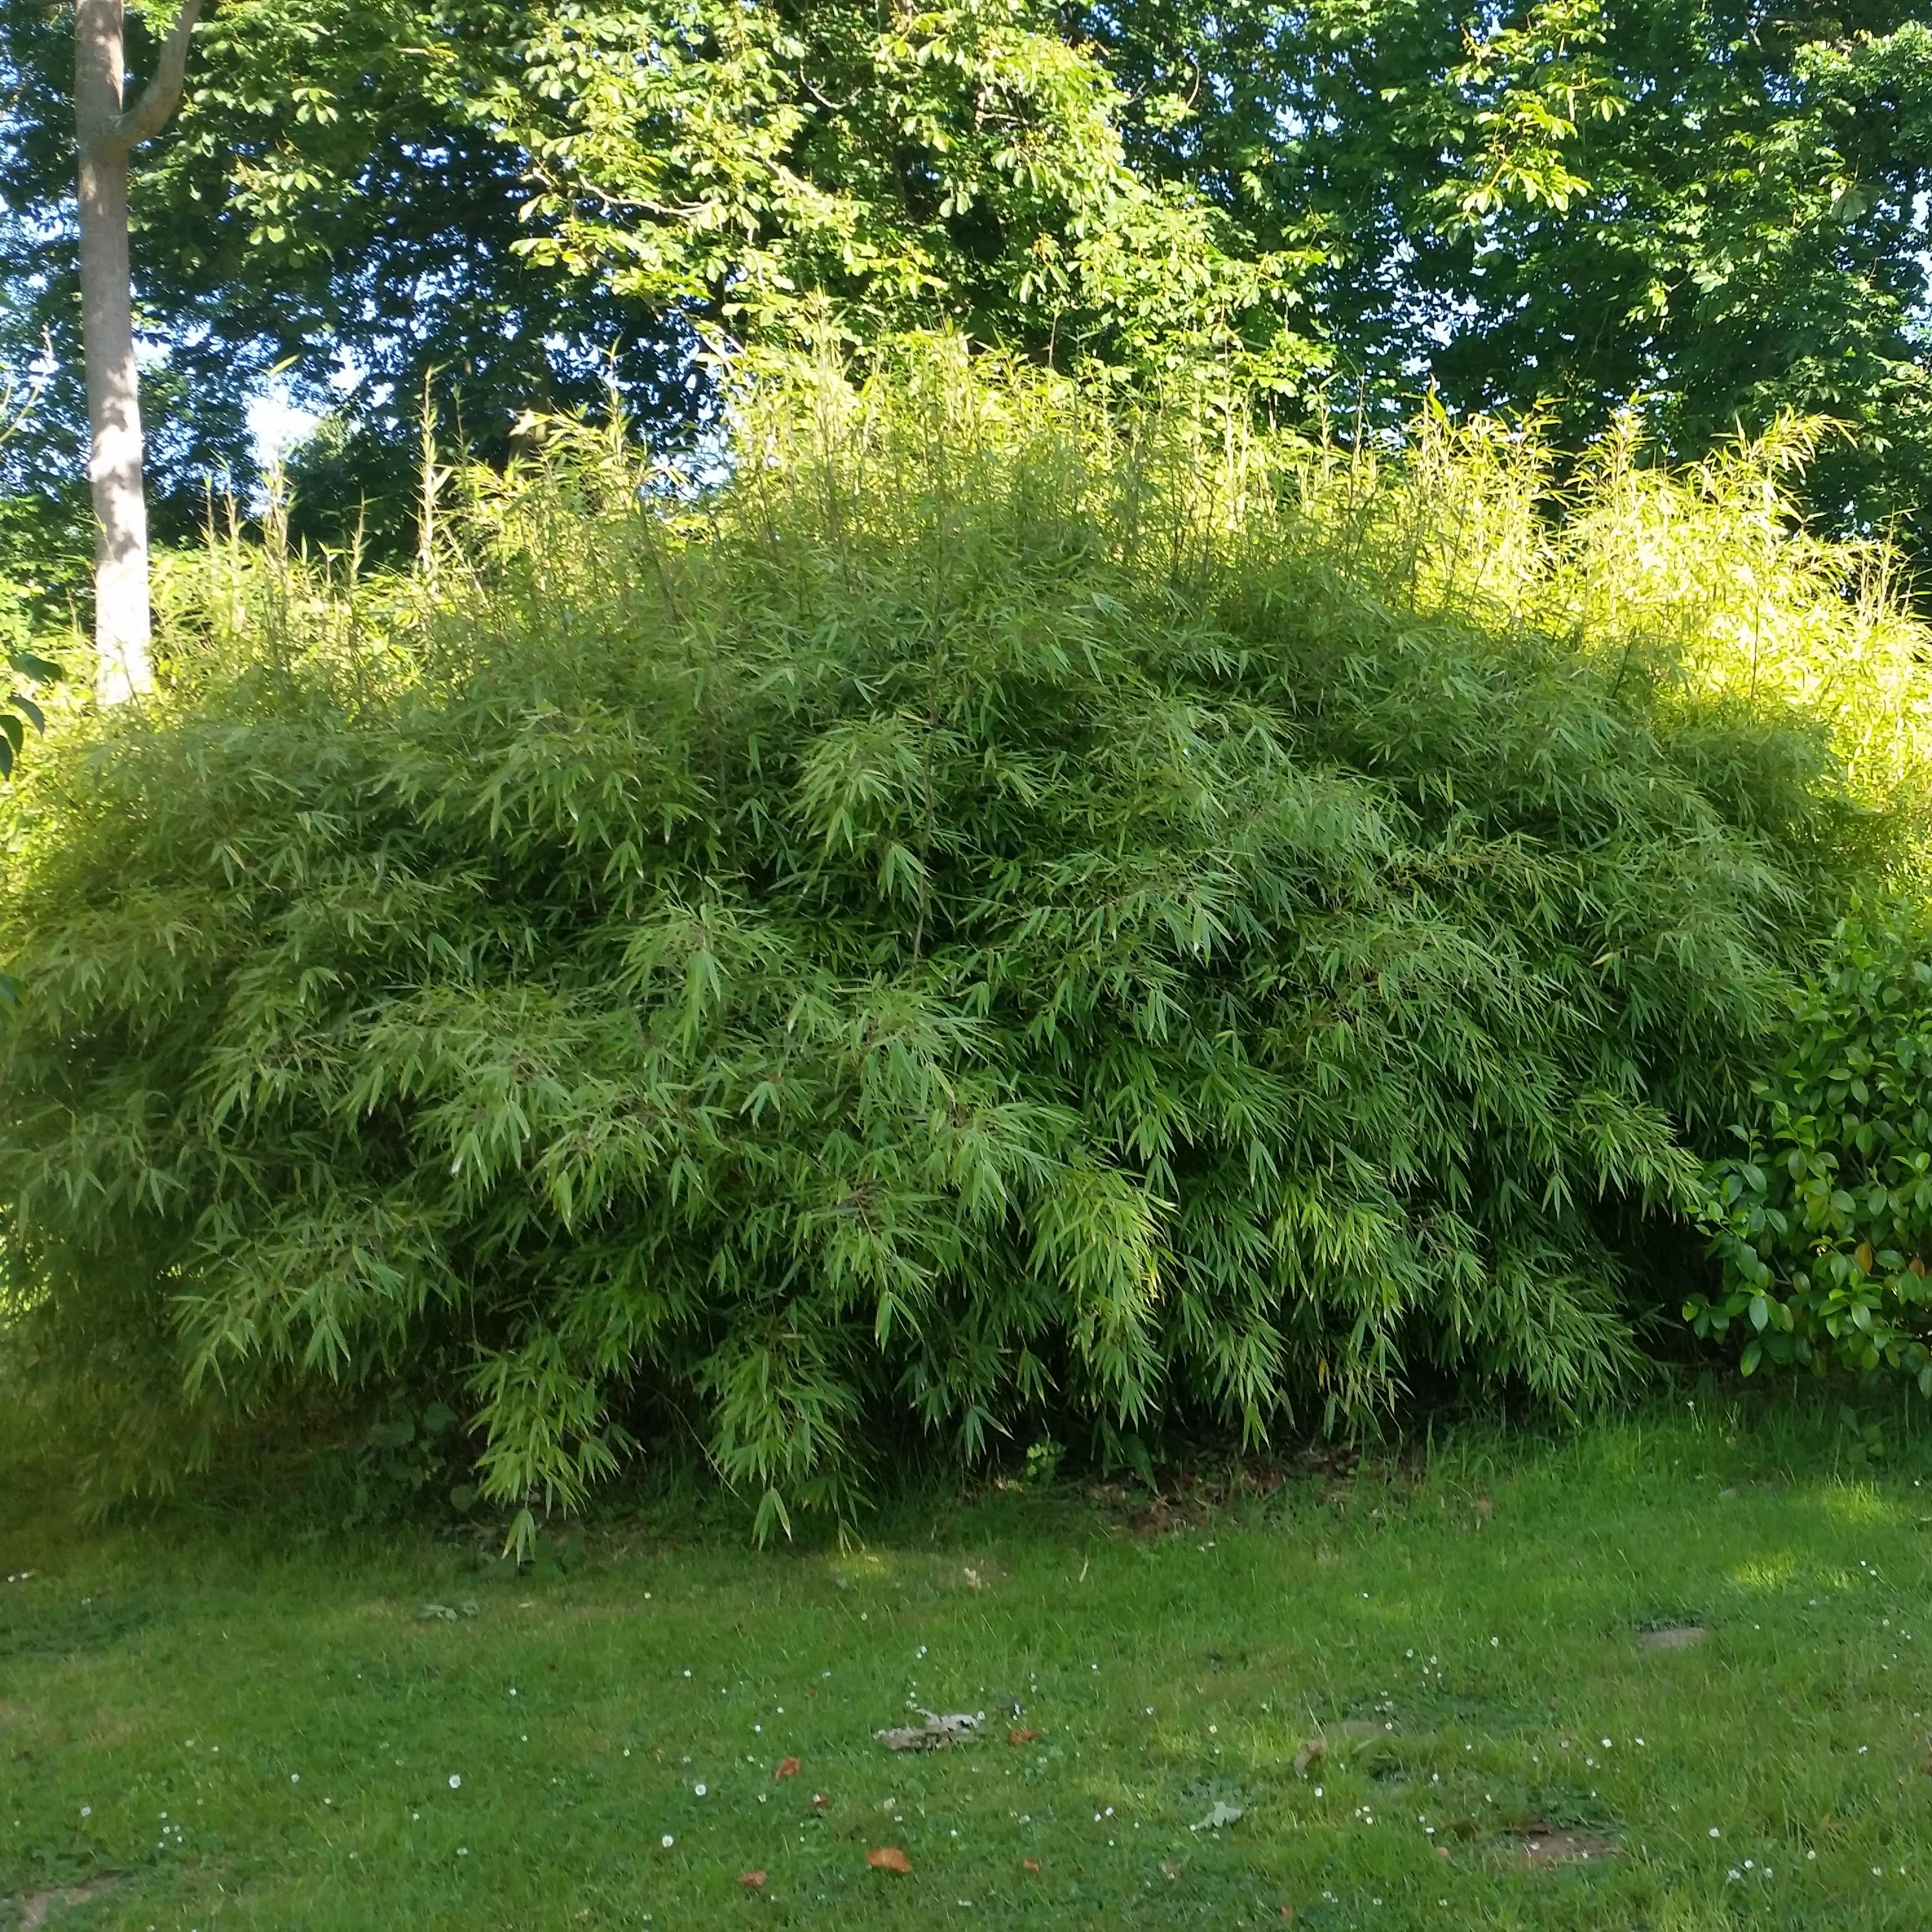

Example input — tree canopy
[2,0,1929,557]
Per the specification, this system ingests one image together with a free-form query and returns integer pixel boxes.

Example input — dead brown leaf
[774,1756,801,1780]
[738,1870,767,1891]
[866,1846,912,1874]
[810,1792,830,1810]
[1293,1735,1326,1776]
[1022,1858,1041,1874]
[1009,1727,1040,1746]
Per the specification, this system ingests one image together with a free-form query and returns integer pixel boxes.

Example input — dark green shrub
[1691,901,1932,1390]
[0,347,1919,1540]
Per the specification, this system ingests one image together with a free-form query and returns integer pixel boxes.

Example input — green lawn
[5,1391,1931,1930]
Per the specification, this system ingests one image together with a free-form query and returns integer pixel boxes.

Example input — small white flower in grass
[694,1783,707,1797]
[290,1774,301,1784]
[449,1776,462,1790]
[457,1847,469,1858]
[1710,1829,1720,1838]
[662,1834,674,1849]
[80,1806,91,1818]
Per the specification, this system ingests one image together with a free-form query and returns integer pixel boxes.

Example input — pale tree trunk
[73,0,205,706]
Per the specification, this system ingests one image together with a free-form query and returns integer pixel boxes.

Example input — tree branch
[111,0,208,153]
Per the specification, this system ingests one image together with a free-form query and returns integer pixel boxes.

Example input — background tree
[6,1,1931,591]
[3,0,1311,575]
[1071,0,1932,542]
[72,0,202,702]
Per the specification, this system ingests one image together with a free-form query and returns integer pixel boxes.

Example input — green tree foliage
[486,1,1313,375]
[0,0,680,550]
[0,374,64,778]
[0,0,1307,555]
[1077,0,1932,541]
[9,2,1928,553]
[1,346,1917,1536]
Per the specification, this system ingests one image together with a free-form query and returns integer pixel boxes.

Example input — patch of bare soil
[15,1876,119,1930]
[1511,1826,1617,1867]
[1638,1623,1708,1651]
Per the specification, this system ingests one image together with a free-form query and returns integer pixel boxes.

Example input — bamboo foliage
[1,342,1921,1539]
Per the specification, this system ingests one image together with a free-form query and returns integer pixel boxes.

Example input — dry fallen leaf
[877,1711,983,1751]
[810,1791,830,1810]
[1435,1845,1452,1861]
[1293,1735,1326,1776]
[1279,1910,1296,1924]
[738,1871,767,1891]
[866,1846,913,1874]
[1022,1858,1040,1874]
[1192,1801,1243,1831]
[775,1756,801,1780]
[1008,1728,1040,1746]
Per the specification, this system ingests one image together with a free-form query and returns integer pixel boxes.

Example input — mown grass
[5,1390,1931,1930]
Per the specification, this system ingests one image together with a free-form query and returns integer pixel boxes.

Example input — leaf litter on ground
[877,1710,984,1750]
[1192,1801,1244,1831]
